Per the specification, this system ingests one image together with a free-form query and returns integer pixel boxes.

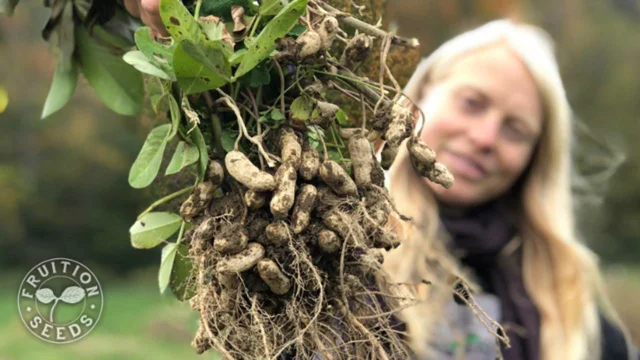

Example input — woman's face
[418,45,544,207]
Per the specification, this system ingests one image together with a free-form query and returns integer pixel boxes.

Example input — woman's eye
[460,96,484,113]
[503,121,530,142]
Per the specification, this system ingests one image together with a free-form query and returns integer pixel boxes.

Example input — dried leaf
[231,5,247,33]
[181,95,200,132]
[199,15,235,48]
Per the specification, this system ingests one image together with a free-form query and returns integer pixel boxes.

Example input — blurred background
[0,0,638,358]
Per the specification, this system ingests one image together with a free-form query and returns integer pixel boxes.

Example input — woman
[382,20,635,360]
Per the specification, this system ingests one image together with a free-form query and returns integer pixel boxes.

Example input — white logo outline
[17,258,104,344]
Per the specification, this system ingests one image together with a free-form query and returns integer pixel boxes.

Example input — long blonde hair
[383,19,610,360]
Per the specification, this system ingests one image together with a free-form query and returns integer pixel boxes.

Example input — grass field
[0,268,220,360]
[1,266,638,359]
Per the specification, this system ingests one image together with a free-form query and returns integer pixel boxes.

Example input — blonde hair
[384,19,614,360]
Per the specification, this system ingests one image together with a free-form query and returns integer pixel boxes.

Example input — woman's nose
[467,113,501,151]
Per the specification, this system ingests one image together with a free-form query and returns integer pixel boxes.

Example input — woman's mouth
[441,150,487,180]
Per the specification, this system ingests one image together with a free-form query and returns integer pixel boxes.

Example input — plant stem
[194,0,203,18]
[176,221,186,245]
[249,14,262,38]
[329,124,343,158]
[137,186,195,220]
[203,92,223,155]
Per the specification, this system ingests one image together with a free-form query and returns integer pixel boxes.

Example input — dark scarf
[439,197,541,360]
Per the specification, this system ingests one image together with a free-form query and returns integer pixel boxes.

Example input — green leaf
[234,0,307,79]
[336,109,349,126]
[220,131,237,152]
[259,0,284,16]
[129,124,172,188]
[229,48,247,66]
[288,23,306,37]
[290,95,314,122]
[134,27,176,78]
[165,141,200,175]
[173,39,231,94]
[41,59,78,118]
[75,27,144,115]
[0,0,20,15]
[271,108,284,120]
[190,126,209,181]
[146,77,169,114]
[170,243,197,301]
[130,212,182,249]
[202,0,254,21]
[123,50,172,80]
[41,2,76,118]
[159,243,178,293]
[159,0,207,43]
[168,94,181,139]
[238,60,271,88]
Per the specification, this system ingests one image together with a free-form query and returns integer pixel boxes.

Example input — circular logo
[17,258,103,344]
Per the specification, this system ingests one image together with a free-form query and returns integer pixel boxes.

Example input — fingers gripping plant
[3,0,462,358]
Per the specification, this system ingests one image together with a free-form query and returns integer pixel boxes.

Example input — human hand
[124,0,167,36]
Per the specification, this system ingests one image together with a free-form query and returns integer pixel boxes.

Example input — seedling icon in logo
[35,286,86,323]
[18,258,103,344]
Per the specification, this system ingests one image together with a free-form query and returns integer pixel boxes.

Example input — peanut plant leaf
[130,212,182,249]
[75,26,144,115]
[190,125,209,181]
[259,0,284,16]
[35,288,56,304]
[59,286,85,304]
[290,95,313,122]
[170,243,196,301]
[234,0,307,79]
[159,0,207,43]
[173,39,231,94]
[220,130,237,152]
[238,60,271,88]
[168,93,181,140]
[134,27,176,78]
[41,58,78,118]
[123,50,172,80]
[129,124,172,188]
[159,242,178,293]
[165,141,200,175]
